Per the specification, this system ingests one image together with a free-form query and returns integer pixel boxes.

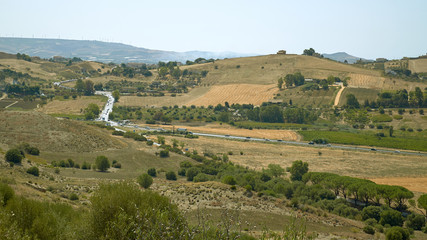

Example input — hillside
[0,37,252,63]
[322,52,372,64]
[0,111,123,152]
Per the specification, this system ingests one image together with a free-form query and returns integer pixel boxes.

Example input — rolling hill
[322,52,372,64]
[0,37,253,63]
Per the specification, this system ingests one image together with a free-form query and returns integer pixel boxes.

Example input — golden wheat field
[185,84,278,106]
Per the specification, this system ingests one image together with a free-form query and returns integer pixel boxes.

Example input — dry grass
[338,88,379,107]
[145,122,300,141]
[278,86,337,107]
[0,111,123,152]
[370,177,427,193]
[408,58,427,73]
[37,96,106,114]
[117,87,211,107]
[185,84,278,106]
[348,73,426,91]
[168,135,427,180]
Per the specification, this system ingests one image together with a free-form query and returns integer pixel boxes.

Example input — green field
[277,86,337,108]
[299,130,427,151]
[338,88,379,107]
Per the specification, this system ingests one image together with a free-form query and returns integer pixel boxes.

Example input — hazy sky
[1,0,426,59]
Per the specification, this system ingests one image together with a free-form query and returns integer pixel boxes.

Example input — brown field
[408,58,427,73]
[117,87,211,107]
[145,122,300,141]
[186,84,278,106]
[37,96,106,114]
[166,135,427,181]
[370,177,427,193]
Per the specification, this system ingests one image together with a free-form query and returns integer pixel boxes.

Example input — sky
[1,0,426,60]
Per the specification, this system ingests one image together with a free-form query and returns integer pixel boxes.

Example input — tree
[290,160,309,181]
[75,79,84,93]
[267,164,285,178]
[380,209,403,226]
[84,80,95,96]
[95,155,110,172]
[385,226,410,240]
[165,171,177,181]
[417,194,427,217]
[302,48,315,56]
[159,150,169,158]
[112,90,120,102]
[277,77,283,89]
[284,74,295,88]
[345,94,360,109]
[5,148,23,164]
[405,213,425,230]
[137,173,153,189]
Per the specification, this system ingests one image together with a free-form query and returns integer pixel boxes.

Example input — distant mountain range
[0,37,254,64]
[322,52,373,64]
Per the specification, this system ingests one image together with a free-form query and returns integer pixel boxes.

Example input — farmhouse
[277,50,286,54]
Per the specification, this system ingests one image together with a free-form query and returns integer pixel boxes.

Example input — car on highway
[308,141,314,145]
[370,148,377,151]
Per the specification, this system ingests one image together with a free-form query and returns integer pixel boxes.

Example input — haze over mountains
[0,37,254,63]
[0,37,370,64]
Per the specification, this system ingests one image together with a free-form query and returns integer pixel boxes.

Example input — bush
[385,226,410,240]
[159,150,169,158]
[112,162,121,168]
[5,148,23,164]
[363,225,375,235]
[26,167,39,177]
[362,206,382,221]
[222,176,236,185]
[81,161,91,170]
[178,168,186,176]
[405,213,425,230]
[0,183,14,206]
[380,209,403,226]
[186,167,199,181]
[69,193,79,201]
[146,140,154,146]
[26,146,40,156]
[147,168,157,177]
[193,173,209,182]
[95,155,110,172]
[165,171,177,181]
[137,173,153,189]
[180,161,193,168]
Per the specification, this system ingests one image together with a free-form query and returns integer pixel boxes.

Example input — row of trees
[277,72,305,89]
[74,79,95,96]
[4,84,40,96]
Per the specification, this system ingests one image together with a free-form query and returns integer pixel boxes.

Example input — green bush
[385,226,410,240]
[95,156,110,172]
[186,167,200,181]
[26,167,39,177]
[222,176,236,185]
[380,209,403,226]
[5,148,23,164]
[147,168,157,177]
[362,206,382,221]
[69,193,79,201]
[137,173,153,189]
[372,114,393,122]
[193,173,210,182]
[405,213,425,230]
[159,150,169,158]
[363,225,375,235]
[165,171,177,181]
[0,183,14,206]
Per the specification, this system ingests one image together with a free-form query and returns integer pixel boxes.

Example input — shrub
[380,209,403,226]
[146,140,154,146]
[147,168,157,177]
[69,193,79,201]
[362,206,382,221]
[112,162,121,168]
[393,115,403,120]
[178,168,186,176]
[407,128,413,132]
[26,146,40,156]
[385,226,410,240]
[363,225,375,235]
[193,173,209,182]
[81,161,91,170]
[95,156,110,172]
[5,148,23,164]
[180,161,193,168]
[405,213,425,230]
[186,167,199,181]
[0,183,14,206]
[137,173,153,189]
[165,171,177,181]
[159,150,169,158]
[222,176,236,185]
[26,167,39,177]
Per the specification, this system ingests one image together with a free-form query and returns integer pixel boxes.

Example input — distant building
[277,50,286,55]
[304,78,313,82]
